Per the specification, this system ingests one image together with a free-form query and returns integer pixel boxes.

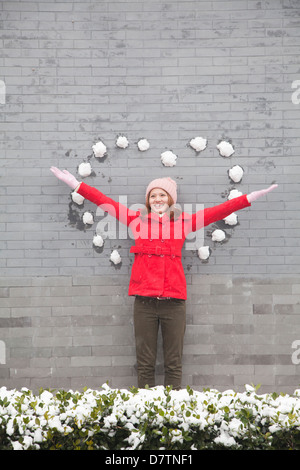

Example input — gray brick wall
[1,0,300,393]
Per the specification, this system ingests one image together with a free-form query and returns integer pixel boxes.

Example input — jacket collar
[139,209,192,224]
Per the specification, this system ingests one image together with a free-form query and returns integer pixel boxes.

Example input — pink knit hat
[145,177,177,204]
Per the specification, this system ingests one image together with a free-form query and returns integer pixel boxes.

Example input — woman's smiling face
[149,188,170,214]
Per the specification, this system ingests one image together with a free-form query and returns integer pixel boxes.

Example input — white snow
[245,384,256,393]
[116,135,129,149]
[93,234,104,247]
[228,189,243,200]
[92,140,107,158]
[212,229,226,242]
[110,249,122,264]
[198,246,210,260]
[82,212,94,225]
[161,150,177,167]
[217,141,235,157]
[2,383,300,450]
[78,162,92,177]
[71,191,85,205]
[137,139,150,151]
[39,390,53,405]
[214,430,237,447]
[223,212,238,226]
[189,136,207,152]
[229,165,244,183]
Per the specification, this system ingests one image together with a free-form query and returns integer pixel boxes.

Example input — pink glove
[50,166,80,190]
[247,184,278,203]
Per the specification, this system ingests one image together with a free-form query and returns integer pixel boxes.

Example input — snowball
[228,189,243,200]
[224,213,238,226]
[93,234,104,247]
[110,249,122,264]
[212,229,226,242]
[161,150,177,167]
[92,140,107,158]
[189,136,207,152]
[83,212,94,225]
[78,162,92,177]
[229,165,244,183]
[116,135,129,149]
[217,141,235,157]
[71,191,85,205]
[137,138,150,151]
[198,246,210,260]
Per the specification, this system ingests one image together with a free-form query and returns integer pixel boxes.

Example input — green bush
[1,383,300,450]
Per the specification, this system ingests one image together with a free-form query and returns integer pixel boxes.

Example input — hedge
[1,383,300,450]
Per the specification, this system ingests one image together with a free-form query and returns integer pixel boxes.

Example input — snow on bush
[116,135,129,149]
[78,162,92,178]
[92,140,107,158]
[217,140,235,158]
[161,150,177,167]
[189,136,207,153]
[137,138,150,152]
[1,384,300,450]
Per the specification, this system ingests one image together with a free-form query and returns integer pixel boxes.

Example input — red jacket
[77,182,251,300]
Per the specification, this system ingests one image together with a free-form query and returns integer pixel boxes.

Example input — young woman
[50,166,277,390]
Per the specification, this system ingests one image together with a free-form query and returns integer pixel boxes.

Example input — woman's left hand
[247,184,278,203]
[50,166,80,190]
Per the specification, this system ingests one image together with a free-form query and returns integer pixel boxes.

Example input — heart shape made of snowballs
[70,136,244,265]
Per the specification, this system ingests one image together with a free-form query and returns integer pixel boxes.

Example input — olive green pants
[133,296,186,390]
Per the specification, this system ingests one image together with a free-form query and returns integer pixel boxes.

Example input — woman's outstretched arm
[191,184,278,232]
[50,166,138,226]
[246,184,278,203]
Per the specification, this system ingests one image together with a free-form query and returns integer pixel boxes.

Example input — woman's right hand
[50,166,80,190]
